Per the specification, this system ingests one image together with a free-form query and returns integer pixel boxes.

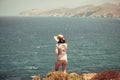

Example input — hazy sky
[0,0,120,16]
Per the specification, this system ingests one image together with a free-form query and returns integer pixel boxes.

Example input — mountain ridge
[19,3,120,18]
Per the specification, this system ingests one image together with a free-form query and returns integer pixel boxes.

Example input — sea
[0,16,120,80]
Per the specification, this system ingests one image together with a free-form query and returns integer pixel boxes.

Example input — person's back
[56,43,67,61]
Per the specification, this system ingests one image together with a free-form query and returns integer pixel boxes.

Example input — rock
[31,75,41,80]
[69,72,79,76]
[82,73,97,80]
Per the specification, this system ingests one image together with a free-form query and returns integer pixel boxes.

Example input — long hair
[58,39,66,43]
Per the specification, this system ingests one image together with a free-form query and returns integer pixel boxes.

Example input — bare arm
[55,44,58,55]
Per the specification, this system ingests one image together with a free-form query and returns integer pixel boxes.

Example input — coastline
[31,70,120,80]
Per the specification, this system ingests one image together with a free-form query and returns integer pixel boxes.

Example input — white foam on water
[24,66,39,70]
[36,46,41,48]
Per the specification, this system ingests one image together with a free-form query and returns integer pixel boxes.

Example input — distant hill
[19,3,120,18]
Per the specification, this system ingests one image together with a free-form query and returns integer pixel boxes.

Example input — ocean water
[0,17,120,80]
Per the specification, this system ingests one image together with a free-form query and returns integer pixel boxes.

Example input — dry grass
[91,70,120,80]
[31,70,120,80]
[43,71,84,80]
[82,73,97,80]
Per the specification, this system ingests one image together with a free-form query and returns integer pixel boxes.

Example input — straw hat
[54,34,65,42]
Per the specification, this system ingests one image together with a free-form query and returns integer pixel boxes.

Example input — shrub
[68,73,84,80]
[43,71,84,80]
[91,70,120,80]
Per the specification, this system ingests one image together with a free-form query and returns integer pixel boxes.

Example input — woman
[54,34,68,73]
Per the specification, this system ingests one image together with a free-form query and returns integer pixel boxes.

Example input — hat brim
[54,36,59,42]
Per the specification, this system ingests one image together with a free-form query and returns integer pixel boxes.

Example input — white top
[55,43,67,61]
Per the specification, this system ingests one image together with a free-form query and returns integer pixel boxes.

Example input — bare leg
[55,62,61,71]
[62,62,67,73]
